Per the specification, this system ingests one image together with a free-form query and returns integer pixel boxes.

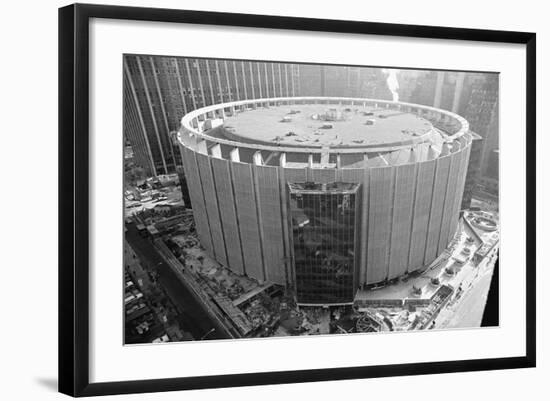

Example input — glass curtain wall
[288,182,359,304]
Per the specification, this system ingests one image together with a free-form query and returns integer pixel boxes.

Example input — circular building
[177,97,472,306]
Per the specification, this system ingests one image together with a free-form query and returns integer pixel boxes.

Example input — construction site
[124,175,499,341]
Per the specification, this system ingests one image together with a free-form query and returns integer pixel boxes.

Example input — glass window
[288,182,359,304]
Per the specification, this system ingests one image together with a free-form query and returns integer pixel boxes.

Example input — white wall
[0,0,546,400]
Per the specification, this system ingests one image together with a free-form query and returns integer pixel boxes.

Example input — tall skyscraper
[297,64,391,99]
[402,70,499,183]
[456,74,498,178]
[124,55,300,176]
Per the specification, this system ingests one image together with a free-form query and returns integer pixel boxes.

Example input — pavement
[434,253,498,329]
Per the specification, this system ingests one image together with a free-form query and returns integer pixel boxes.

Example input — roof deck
[222,104,435,148]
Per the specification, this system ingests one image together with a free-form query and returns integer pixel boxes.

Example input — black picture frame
[58,3,536,397]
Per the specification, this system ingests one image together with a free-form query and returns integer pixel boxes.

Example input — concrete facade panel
[180,146,213,256]
[388,163,417,278]
[231,162,265,281]
[195,152,228,266]
[210,157,245,274]
[424,155,451,263]
[448,141,472,242]
[408,159,436,271]
[254,165,287,285]
[438,151,461,253]
[366,167,394,284]
[340,168,369,283]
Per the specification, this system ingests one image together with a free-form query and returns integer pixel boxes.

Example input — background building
[297,65,391,99]
[400,70,499,182]
[462,132,484,209]
[124,55,300,176]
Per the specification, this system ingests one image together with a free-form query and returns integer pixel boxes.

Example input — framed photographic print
[58,3,536,397]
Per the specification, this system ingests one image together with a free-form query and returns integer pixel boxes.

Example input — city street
[125,223,231,340]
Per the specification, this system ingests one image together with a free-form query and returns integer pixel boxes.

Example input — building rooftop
[221,104,435,148]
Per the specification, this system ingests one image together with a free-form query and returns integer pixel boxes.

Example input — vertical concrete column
[284,64,289,97]
[195,60,207,107]
[264,63,270,98]
[433,71,445,108]
[250,62,257,99]
[173,58,188,115]
[320,148,330,165]
[196,140,208,155]
[278,64,283,97]
[123,58,156,176]
[214,60,224,103]
[229,147,240,162]
[205,60,216,105]
[136,56,168,174]
[232,61,240,100]
[253,151,263,166]
[256,63,263,98]
[184,58,197,110]
[452,72,466,113]
[290,65,296,97]
[210,144,222,159]
[240,62,248,100]
[224,60,233,102]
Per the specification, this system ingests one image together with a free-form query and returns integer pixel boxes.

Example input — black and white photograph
[123,56,500,344]
[1,0,541,398]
